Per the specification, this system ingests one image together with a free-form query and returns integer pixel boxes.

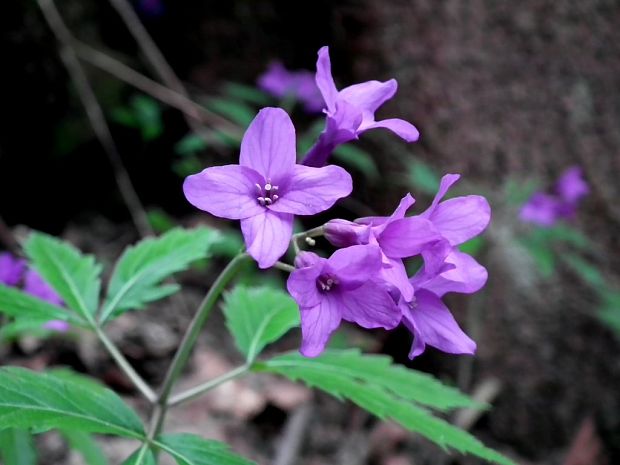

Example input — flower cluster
[184,46,490,358]
[520,166,589,227]
[0,252,69,332]
[258,62,324,114]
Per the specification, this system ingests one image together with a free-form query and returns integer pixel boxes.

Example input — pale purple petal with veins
[359,118,420,142]
[426,195,491,246]
[239,108,296,182]
[402,289,476,358]
[356,193,415,227]
[324,245,383,290]
[287,257,324,308]
[380,257,414,301]
[378,216,441,258]
[315,46,339,111]
[299,295,342,357]
[240,210,293,269]
[421,173,461,217]
[268,164,352,215]
[339,79,397,123]
[340,280,401,329]
[183,165,265,220]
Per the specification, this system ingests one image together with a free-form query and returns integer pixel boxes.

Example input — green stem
[274,261,295,273]
[95,327,157,402]
[167,364,250,407]
[149,253,249,435]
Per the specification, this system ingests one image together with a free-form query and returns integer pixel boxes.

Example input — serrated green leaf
[223,286,300,363]
[24,232,102,324]
[258,350,513,465]
[222,82,271,106]
[122,446,156,465]
[0,284,79,325]
[0,368,145,439]
[333,144,379,182]
[156,433,256,465]
[101,227,220,322]
[205,98,255,127]
[0,429,37,465]
[61,430,109,465]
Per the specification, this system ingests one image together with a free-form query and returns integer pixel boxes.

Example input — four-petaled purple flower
[520,166,589,227]
[258,62,324,114]
[302,46,420,167]
[287,246,401,357]
[0,252,26,287]
[184,107,352,269]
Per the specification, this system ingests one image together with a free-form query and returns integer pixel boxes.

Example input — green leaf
[333,144,379,182]
[223,286,300,363]
[0,429,37,465]
[175,133,208,156]
[459,236,485,257]
[24,232,102,324]
[146,208,177,234]
[122,447,156,465]
[132,95,163,141]
[0,284,79,325]
[111,107,139,128]
[222,82,271,106]
[562,254,606,289]
[599,290,620,335]
[157,433,256,465]
[205,98,255,127]
[408,161,441,195]
[61,430,109,465]
[101,227,220,322]
[0,367,145,439]
[257,350,514,465]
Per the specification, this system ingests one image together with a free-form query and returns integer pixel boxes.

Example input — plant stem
[274,261,295,273]
[95,327,157,402]
[167,364,250,407]
[149,253,249,435]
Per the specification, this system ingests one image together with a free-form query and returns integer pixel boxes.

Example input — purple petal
[428,196,491,245]
[183,165,264,220]
[422,251,488,297]
[240,210,293,269]
[239,108,296,182]
[24,269,64,306]
[294,251,323,269]
[356,193,415,227]
[324,219,371,247]
[422,173,461,217]
[0,253,26,287]
[339,280,401,329]
[403,289,476,358]
[325,99,364,142]
[269,164,352,216]
[519,193,561,227]
[380,257,414,301]
[555,166,589,204]
[360,118,420,142]
[315,46,338,112]
[257,62,291,98]
[378,217,441,258]
[326,245,383,290]
[43,320,71,332]
[339,79,397,121]
[299,295,342,357]
[287,259,324,308]
[420,239,452,276]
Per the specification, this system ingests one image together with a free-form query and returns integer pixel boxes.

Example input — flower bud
[324,219,370,248]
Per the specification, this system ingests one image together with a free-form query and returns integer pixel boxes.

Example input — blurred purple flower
[287,246,401,357]
[42,320,71,333]
[400,250,486,358]
[0,252,26,287]
[258,62,324,113]
[23,269,64,307]
[302,46,420,167]
[184,107,352,268]
[520,166,589,227]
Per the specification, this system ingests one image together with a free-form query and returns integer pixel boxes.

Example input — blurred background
[1,1,619,464]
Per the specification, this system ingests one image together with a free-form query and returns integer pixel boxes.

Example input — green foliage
[205,98,255,127]
[146,208,177,234]
[257,350,514,465]
[61,430,109,465]
[101,227,220,322]
[0,284,77,325]
[0,368,144,439]
[459,236,485,257]
[0,429,37,465]
[333,144,379,182]
[599,290,620,335]
[408,160,441,195]
[157,433,256,465]
[23,233,102,324]
[223,286,300,363]
[562,253,606,289]
[111,95,163,141]
[122,447,156,465]
[222,82,271,106]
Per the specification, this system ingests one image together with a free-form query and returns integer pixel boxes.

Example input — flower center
[317,274,338,292]
[255,181,279,206]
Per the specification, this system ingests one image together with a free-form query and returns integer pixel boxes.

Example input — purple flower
[184,107,352,269]
[400,250,486,358]
[520,166,589,227]
[258,62,324,113]
[23,269,64,307]
[0,252,26,287]
[302,46,420,167]
[287,245,401,357]
[42,320,71,333]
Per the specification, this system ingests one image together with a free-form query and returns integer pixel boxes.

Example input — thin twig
[73,41,240,135]
[272,403,313,465]
[107,0,208,138]
[37,0,152,238]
